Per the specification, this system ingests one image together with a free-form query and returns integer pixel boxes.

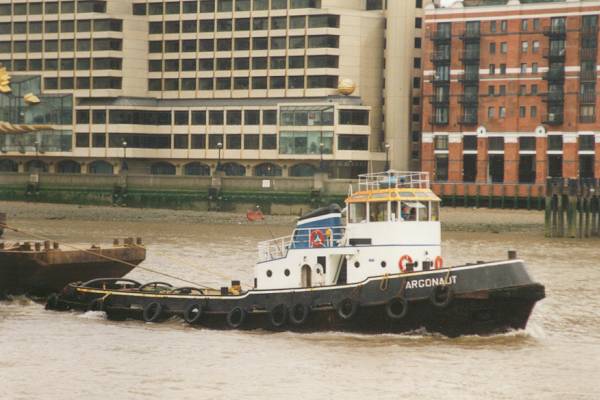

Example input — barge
[0,238,146,296]
[0,212,5,237]
[47,171,545,337]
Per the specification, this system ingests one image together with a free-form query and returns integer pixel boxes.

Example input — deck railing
[356,171,430,192]
[257,226,346,262]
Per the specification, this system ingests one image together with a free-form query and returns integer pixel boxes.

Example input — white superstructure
[255,171,442,290]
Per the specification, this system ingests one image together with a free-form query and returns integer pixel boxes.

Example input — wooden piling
[545,178,600,239]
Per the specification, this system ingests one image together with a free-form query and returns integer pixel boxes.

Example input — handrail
[356,171,430,192]
[257,225,346,262]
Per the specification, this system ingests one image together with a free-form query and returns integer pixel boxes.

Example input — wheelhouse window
[369,202,388,222]
[349,202,367,224]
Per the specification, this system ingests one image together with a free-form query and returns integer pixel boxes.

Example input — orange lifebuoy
[310,229,325,248]
[398,255,413,273]
[435,256,444,270]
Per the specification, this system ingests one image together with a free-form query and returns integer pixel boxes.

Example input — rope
[0,223,217,290]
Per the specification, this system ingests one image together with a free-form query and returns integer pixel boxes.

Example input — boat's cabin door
[301,264,312,288]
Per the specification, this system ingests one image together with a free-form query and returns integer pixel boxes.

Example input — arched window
[221,162,246,176]
[25,160,48,173]
[184,162,211,176]
[88,160,114,175]
[57,160,81,174]
[0,159,18,173]
[254,163,282,177]
[150,162,176,175]
[289,163,316,177]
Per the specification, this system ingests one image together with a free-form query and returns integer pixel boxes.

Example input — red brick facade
[422,1,600,195]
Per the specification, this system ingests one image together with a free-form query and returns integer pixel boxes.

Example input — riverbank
[0,200,544,234]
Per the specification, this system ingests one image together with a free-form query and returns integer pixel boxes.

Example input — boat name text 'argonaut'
[405,275,457,289]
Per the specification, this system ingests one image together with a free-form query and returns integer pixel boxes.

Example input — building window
[520,63,527,74]
[500,64,506,74]
[532,40,540,53]
[489,64,495,75]
[435,155,449,182]
[174,135,189,149]
[262,134,277,150]
[521,41,529,53]
[501,20,507,32]
[191,135,206,149]
[499,85,506,96]
[244,135,260,150]
[226,134,242,150]
[500,42,507,54]
[499,107,506,118]
[521,19,528,32]
[338,135,369,151]
[548,135,563,151]
[434,136,448,150]
[531,84,538,95]
[520,106,526,118]
[519,85,526,96]
[490,21,497,33]
[279,131,333,155]
[531,106,537,118]
[227,110,242,125]
[488,86,495,96]
[489,42,496,54]
[488,107,494,119]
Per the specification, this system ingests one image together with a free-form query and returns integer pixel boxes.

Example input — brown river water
[1,217,599,399]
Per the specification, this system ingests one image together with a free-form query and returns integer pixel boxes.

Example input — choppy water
[1,218,599,399]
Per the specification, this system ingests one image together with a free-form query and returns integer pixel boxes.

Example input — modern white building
[0,0,425,178]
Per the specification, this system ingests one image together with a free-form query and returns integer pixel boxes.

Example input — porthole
[354,261,360,268]
[284,269,290,276]
[381,261,387,268]
[266,270,272,278]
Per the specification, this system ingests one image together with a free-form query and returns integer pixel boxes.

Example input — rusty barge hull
[0,243,145,296]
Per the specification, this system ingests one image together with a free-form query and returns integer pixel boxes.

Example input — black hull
[0,246,145,296]
[49,260,545,338]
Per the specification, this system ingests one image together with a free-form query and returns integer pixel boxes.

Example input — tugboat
[48,172,545,337]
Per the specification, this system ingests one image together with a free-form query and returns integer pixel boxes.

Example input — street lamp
[33,140,40,171]
[319,142,325,172]
[216,142,223,171]
[121,140,128,172]
[384,143,391,172]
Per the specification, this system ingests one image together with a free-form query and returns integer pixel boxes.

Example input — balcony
[541,92,565,104]
[580,70,597,82]
[543,47,566,61]
[459,94,479,104]
[543,68,565,82]
[430,74,450,85]
[429,116,449,126]
[459,115,478,125]
[580,47,598,61]
[460,29,481,42]
[430,51,451,64]
[429,95,450,105]
[543,25,567,39]
[429,30,452,43]
[580,92,596,104]
[580,115,596,123]
[459,73,480,83]
[459,50,480,63]
[582,24,598,37]
[542,113,564,125]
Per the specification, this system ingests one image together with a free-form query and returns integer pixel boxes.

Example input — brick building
[422,0,600,199]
